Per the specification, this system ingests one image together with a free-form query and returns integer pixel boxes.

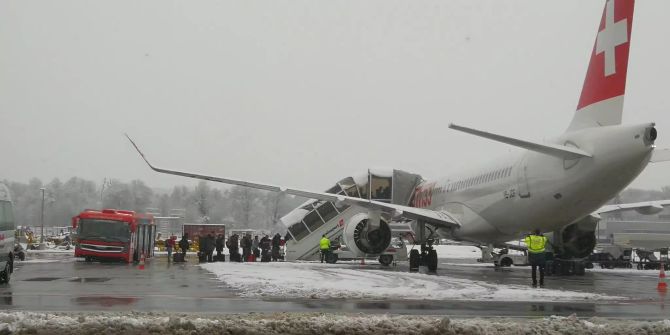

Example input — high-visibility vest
[525,235,547,253]
[319,237,331,250]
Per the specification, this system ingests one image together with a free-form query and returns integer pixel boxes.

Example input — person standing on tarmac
[319,234,331,263]
[524,229,548,288]
[205,232,215,262]
[179,234,190,258]
[166,236,176,262]
[215,234,224,259]
[271,233,281,261]
[252,235,260,259]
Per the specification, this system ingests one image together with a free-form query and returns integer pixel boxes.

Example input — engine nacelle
[342,212,392,256]
[550,216,598,259]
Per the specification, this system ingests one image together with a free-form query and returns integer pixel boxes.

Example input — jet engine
[551,216,598,259]
[342,212,392,255]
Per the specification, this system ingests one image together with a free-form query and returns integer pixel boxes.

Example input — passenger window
[303,209,325,232]
[338,177,361,198]
[316,202,338,223]
[288,221,311,241]
[370,174,392,202]
[326,184,342,195]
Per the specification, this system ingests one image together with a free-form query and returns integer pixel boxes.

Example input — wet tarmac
[1,253,669,319]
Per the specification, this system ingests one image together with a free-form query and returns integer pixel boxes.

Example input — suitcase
[173,253,185,263]
[198,252,207,263]
[247,254,256,262]
[214,254,226,262]
[261,254,271,262]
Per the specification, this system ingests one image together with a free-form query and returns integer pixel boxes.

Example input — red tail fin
[568,0,634,131]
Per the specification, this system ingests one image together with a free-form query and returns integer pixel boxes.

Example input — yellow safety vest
[320,237,331,250]
[525,235,547,254]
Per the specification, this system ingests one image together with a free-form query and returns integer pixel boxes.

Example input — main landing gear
[409,238,438,273]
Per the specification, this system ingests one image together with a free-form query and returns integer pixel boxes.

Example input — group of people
[164,232,285,263]
[229,233,284,262]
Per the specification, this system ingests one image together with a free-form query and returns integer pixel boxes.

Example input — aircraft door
[516,158,531,198]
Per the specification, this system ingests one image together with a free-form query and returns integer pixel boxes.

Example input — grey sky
[1,1,669,192]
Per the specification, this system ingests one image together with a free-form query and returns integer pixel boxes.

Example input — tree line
[3,177,670,231]
[2,177,304,232]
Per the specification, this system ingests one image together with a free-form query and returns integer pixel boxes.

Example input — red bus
[72,209,156,263]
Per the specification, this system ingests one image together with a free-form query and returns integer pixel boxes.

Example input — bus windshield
[78,219,131,243]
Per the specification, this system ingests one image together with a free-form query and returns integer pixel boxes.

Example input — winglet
[125,134,157,171]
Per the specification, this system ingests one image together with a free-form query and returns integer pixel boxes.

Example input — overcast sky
[1,0,669,192]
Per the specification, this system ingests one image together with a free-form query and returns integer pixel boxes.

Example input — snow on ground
[0,312,668,335]
[201,261,623,302]
[19,259,62,264]
[433,244,481,259]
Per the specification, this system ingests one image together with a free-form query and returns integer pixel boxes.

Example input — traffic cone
[139,253,146,270]
[657,262,667,291]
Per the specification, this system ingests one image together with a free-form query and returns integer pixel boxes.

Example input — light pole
[39,187,46,249]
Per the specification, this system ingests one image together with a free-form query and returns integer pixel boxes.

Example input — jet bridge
[282,169,423,262]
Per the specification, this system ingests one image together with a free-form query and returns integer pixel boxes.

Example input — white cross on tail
[596,0,628,76]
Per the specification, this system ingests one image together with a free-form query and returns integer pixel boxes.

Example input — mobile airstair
[282,169,423,262]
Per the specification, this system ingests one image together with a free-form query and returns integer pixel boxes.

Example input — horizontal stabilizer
[596,200,670,215]
[448,124,593,160]
[650,149,670,163]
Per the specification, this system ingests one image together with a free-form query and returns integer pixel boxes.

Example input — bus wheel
[378,255,393,266]
[0,261,11,284]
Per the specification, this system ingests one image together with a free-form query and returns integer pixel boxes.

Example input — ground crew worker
[524,229,548,288]
[319,234,331,263]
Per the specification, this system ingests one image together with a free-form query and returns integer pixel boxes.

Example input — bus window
[288,221,310,241]
[316,202,338,223]
[0,201,13,231]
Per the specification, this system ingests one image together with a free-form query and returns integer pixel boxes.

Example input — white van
[0,183,15,284]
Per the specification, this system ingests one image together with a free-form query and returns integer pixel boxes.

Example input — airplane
[128,0,670,274]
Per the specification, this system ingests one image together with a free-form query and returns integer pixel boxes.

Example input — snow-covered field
[201,261,623,302]
[0,312,668,335]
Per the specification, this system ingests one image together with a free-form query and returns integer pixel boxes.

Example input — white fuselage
[414,123,655,245]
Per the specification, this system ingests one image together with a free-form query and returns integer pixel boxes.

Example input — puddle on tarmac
[73,296,137,307]
[24,277,61,281]
[69,277,111,283]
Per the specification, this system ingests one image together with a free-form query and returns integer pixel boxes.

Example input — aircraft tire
[378,255,393,266]
[427,250,438,272]
[409,250,420,272]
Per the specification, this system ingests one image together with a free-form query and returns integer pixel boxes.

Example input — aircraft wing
[595,200,670,215]
[126,135,461,230]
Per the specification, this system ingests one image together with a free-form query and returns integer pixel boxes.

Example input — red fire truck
[72,209,156,263]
